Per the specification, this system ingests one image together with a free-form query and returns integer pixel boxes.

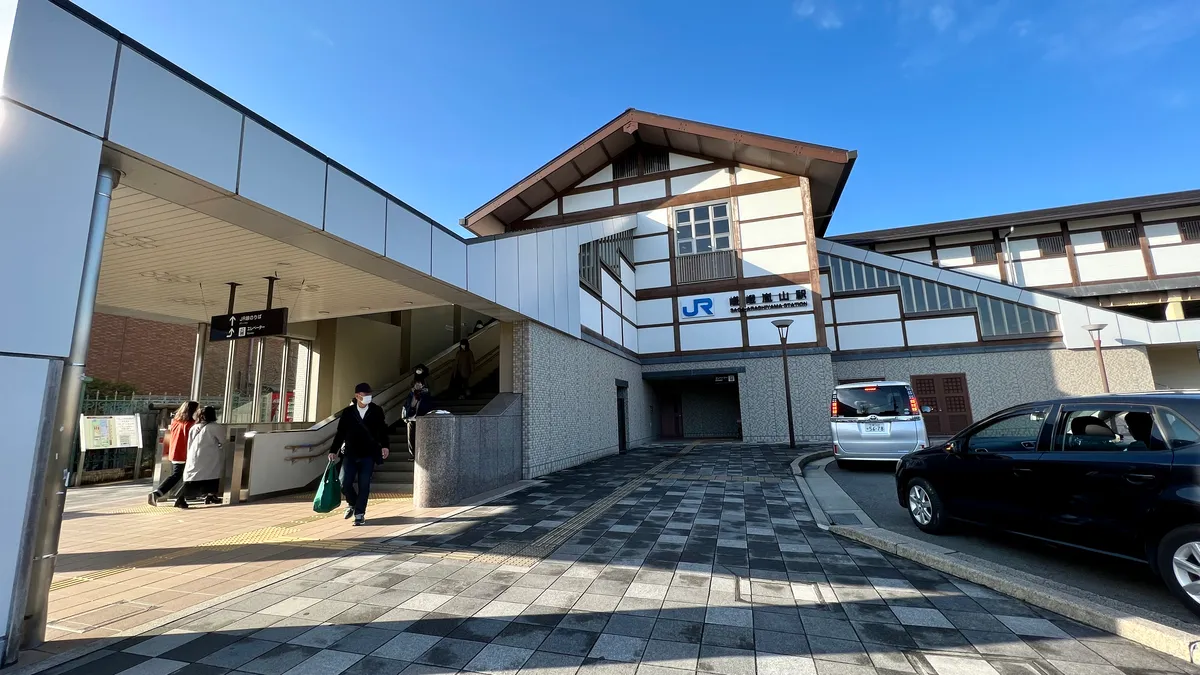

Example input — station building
[3,0,1200,661]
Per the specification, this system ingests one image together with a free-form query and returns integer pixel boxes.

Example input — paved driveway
[37,443,1197,675]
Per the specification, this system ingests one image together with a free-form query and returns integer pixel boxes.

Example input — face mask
[360,395,372,405]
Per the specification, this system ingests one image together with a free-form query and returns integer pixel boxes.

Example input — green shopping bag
[313,460,341,513]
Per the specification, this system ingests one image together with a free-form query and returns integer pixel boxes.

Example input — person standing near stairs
[451,339,475,400]
[327,383,390,526]
[401,381,434,459]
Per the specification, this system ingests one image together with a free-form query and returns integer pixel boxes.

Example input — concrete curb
[791,450,834,529]
[832,524,1200,665]
[9,480,542,675]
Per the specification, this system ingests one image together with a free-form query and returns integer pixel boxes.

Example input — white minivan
[830,381,929,467]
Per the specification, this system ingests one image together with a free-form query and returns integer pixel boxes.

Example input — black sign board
[210,308,289,342]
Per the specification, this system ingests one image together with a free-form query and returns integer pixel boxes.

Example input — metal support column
[11,166,121,659]
[190,322,208,401]
[221,284,239,424]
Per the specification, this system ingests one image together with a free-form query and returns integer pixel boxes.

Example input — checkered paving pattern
[44,443,1200,675]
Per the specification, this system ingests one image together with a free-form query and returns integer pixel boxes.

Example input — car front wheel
[906,478,948,534]
[1157,525,1200,618]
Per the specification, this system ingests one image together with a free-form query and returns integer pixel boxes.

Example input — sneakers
[147,492,160,507]
[354,515,366,526]
[344,506,355,520]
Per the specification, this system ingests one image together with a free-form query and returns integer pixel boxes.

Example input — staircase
[372,365,501,492]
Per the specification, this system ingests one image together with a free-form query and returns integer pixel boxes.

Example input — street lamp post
[772,319,796,449]
[1083,323,1110,393]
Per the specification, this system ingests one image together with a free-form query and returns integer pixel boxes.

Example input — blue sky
[75,0,1200,237]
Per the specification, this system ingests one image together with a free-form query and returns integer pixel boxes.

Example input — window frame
[1180,218,1200,243]
[963,406,1050,454]
[970,242,997,264]
[1100,226,1140,251]
[1036,234,1066,257]
[673,200,734,257]
[1048,403,1170,453]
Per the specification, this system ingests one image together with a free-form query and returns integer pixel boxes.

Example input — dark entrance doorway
[616,381,628,454]
[911,373,973,436]
[646,372,742,440]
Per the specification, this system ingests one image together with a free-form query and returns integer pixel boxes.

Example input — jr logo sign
[681,298,715,318]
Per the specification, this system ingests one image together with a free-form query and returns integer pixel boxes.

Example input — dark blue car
[895,393,1200,615]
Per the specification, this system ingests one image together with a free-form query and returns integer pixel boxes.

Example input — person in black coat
[402,381,434,458]
[327,382,389,525]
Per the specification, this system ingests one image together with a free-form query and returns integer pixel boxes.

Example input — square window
[696,222,711,237]
[716,236,730,249]
[676,211,691,224]
[714,219,730,234]
[693,207,708,221]
[679,241,693,254]
[697,239,712,253]
[712,204,728,218]
[678,225,692,239]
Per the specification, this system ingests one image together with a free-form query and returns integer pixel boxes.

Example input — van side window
[1162,411,1200,449]
[1055,409,1167,452]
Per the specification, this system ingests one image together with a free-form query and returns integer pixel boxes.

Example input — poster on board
[79,415,143,451]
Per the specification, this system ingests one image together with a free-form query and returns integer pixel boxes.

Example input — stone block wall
[513,321,651,478]
[832,345,1154,421]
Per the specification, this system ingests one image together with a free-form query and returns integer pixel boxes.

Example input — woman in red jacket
[148,401,198,506]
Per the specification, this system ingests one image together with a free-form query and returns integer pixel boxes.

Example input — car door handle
[1013,468,1034,476]
[1020,441,1036,450]
[1125,473,1156,484]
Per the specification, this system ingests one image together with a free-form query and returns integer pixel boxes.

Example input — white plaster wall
[603,305,621,343]
[1013,258,1072,287]
[108,48,242,191]
[1151,244,1200,276]
[739,215,805,249]
[618,180,666,204]
[1069,231,1106,253]
[634,234,669,262]
[680,320,743,351]
[876,240,928,253]
[623,320,637,351]
[637,298,673,326]
[580,288,602,333]
[742,244,808,278]
[826,327,837,350]
[958,263,1003,281]
[0,100,103,359]
[528,201,558,219]
[1076,250,1146,282]
[747,313,816,346]
[935,231,992,246]
[431,227,466,289]
[904,315,978,346]
[563,190,613,214]
[1007,238,1042,260]
[494,237,520,311]
[1144,223,1182,246]
[565,227,581,337]
[1144,206,1200,223]
[669,153,710,170]
[579,164,612,187]
[620,259,635,294]
[601,268,622,310]
[621,289,637,324]
[636,261,671,289]
[737,187,804,221]
[1068,214,1134,230]
[936,245,974,267]
[734,166,779,185]
[833,295,900,324]
[636,209,669,236]
[670,169,728,195]
[467,239,497,302]
[552,228,570,333]
[239,120,326,229]
[386,201,432,275]
[638,326,675,353]
[324,168,386,253]
[896,250,934,264]
[837,321,905,351]
[4,0,117,136]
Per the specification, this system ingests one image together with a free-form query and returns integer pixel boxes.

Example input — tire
[905,477,949,534]
[1156,525,1200,618]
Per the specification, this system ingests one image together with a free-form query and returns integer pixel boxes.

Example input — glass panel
[287,339,311,422]
[840,259,854,290]
[1017,305,1035,334]
[936,284,951,310]
[1031,309,1049,334]
[715,236,730,250]
[1002,302,1019,335]
[678,225,692,239]
[978,297,994,337]
[228,338,256,424]
[901,276,915,313]
[676,210,691,223]
[714,219,730,234]
[852,260,866,289]
[696,221,710,237]
[679,241,693,254]
[693,207,708,221]
[712,204,728,218]
[913,280,928,313]
[835,385,911,417]
[697,239,712,253]
[259,337,287,423]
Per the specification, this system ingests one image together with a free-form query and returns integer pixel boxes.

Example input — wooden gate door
[911,373,973,437]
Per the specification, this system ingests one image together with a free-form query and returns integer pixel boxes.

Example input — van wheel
[1156,525,1200,618]
[906,478,948,534]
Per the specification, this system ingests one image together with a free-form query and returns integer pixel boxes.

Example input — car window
[1162,410,1200,449]
[1054,409,1167,452]
[965,408,1047,453]
[833,385,911,418]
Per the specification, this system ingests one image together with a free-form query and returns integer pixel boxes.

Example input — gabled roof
[464,109,857,237]
[831,189,1200,245]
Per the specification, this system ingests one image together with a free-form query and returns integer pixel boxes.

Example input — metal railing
[675,249,737,284]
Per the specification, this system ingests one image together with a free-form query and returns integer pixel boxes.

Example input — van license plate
[862,423,888,434]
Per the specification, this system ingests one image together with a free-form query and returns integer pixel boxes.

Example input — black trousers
[154,463,185,496]
[341,456,375,516]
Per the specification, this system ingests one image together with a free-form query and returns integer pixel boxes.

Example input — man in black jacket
[328,383,389,526]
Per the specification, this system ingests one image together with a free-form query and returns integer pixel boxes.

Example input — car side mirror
[944,440,960,453]
[920,406,933,413]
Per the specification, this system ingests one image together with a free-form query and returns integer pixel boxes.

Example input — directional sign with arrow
[209,308,289,342]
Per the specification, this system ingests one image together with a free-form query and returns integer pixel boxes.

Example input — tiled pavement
[34,443,1199,675]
